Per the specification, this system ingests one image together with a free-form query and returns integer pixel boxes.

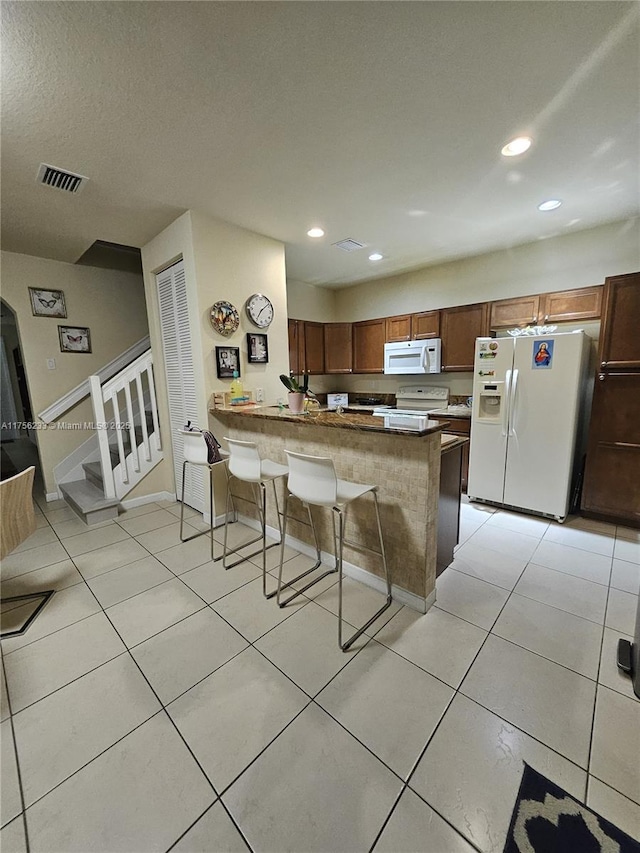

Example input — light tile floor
[1,493,639,851]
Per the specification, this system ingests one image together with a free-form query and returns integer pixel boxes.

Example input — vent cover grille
[332,238,366,253]
[36,163,88,193]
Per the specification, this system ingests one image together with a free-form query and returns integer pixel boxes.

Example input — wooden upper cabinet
[489,296,540,329]
[412,310,440,339]
[303,321,325,374]
[288,319,303,375]
[323,323,353,373]
[352,318,385,373]
[385,314,412,342]
[598,272,640,370]
[540,285,603,324]
[440,303,489,372]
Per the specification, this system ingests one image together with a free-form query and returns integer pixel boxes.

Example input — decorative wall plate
[209,301,240,336]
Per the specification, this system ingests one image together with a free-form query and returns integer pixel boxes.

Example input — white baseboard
[236,513,432,614]
[120,490,176,509]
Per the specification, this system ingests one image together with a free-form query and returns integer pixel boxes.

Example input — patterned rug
[504,764,640,852]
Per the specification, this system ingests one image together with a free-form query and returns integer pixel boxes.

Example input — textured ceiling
[1,1,638,288]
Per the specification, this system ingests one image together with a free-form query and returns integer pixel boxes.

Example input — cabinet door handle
[544,314,549,322]
[598,374,605,381]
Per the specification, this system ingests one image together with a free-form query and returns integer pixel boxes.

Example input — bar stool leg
[222,477,284,578]
[276,496,338,607]
[336,491,393,652]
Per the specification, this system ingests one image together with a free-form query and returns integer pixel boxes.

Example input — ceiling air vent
[332,238,366,253]
[36,163,88,194]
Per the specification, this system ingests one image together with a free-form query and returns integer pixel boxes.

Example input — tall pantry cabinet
[581,271,640,527]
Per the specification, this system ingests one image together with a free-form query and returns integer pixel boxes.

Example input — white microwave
[384,339,442,375]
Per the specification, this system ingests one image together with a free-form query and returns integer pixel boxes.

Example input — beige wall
[289,217,639,399]
[287,279,336,322]
[0,251,149,494]
[334,218,640,320]
[141,210,288,516]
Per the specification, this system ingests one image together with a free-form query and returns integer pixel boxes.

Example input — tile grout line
[1,654,31,852]
[583,550,615,804]
[6,500,637,848]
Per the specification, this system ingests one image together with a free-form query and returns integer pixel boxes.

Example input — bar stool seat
[278,450,392,651]
[222,438,288,598]
[177,429,233,561]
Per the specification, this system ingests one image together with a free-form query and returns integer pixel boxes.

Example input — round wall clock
[209,301,240,336]
[245,293,274,328]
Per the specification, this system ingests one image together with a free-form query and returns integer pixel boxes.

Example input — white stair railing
[89,349,163,500]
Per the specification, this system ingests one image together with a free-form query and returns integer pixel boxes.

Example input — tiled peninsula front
[211,406,445,611]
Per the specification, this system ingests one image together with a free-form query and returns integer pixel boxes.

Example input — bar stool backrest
[179,430,209,466]
[225,438,262,482]
[285,450,337,506]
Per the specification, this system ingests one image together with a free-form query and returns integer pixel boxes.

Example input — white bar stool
[278,450,392,651]
[222,437,288,599]
[178,429,235,561]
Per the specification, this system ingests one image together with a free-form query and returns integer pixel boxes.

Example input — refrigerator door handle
[508,368,519,436]
[502,369,512,437]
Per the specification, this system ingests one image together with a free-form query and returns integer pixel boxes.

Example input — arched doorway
[1,299,42,483]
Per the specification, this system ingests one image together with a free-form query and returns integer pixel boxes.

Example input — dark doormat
[504,764,639,852]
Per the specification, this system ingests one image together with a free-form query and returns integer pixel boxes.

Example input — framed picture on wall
[29,288,67,318]
[246,333,268,364]
[215,346,240,378]
[58,325,91,353]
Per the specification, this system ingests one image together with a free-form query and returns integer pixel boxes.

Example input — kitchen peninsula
[211,405,460,612]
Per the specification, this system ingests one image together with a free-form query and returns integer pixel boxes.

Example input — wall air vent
[36,163,88,194]
[332,238,366,253]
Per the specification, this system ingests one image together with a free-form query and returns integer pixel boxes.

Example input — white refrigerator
[467,331,589,521]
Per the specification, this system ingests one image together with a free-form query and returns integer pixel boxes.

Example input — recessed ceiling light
[368,253,384,261]
[307,227,324,238]
[537,199,562,211]
[501,137,532,157]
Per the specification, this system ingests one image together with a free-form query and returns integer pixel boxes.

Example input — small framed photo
[29,288,67,318]
[58,325,91,353]
[246,332,269,364]
[216,346,240,379]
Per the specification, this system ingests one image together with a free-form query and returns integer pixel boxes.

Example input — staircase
[58,350,163,524]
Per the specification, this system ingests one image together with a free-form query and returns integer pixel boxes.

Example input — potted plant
[279,372,315,414]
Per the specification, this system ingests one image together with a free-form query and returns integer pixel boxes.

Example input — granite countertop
[429,405,472,418]
[211,405,445,437]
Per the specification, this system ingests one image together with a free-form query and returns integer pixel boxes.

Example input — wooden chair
[1,466,54,638]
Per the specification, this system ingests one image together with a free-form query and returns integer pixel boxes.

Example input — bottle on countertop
[230,370,244,403]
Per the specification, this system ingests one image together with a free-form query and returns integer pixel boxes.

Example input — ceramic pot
[288,392,305,414]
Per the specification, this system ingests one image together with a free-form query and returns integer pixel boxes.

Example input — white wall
[1,251,149,494]
[141,209,288,514]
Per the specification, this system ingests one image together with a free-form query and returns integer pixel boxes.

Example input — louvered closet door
[156,260,205,512]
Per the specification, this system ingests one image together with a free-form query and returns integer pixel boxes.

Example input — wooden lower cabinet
[440,303,489,372]
[430,416,471,492]
[437,440,464,576]
[581,372,640,526]
[352,318,385,373]
[323,323,353,373]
